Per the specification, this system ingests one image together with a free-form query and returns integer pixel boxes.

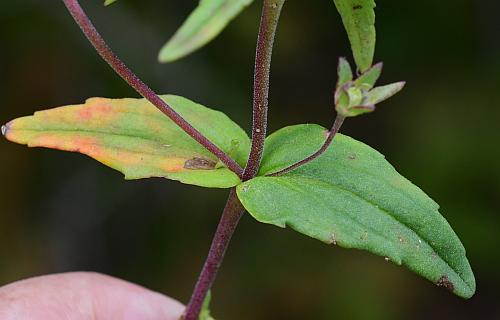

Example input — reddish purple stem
[182,188,244,320]
[243,0,286,180]
[184,1,286,318]
[62,0,243,178]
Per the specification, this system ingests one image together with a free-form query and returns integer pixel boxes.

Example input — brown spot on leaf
[353,5,363,10]
[437,275,454,292]
[348,154,357,160]
[184,157,217,170]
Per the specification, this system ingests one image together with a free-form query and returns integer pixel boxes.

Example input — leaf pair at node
[335,57,405,117]
[2,95,476,299]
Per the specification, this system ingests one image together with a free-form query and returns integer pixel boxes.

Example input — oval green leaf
[237,124,475,298]
[333,0,376,72]
[3,95,250,188]
[159,0,253,63]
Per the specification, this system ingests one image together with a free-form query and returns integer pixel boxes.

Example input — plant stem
[183,2,286,318]
[268,115,346,177]
[61,0,244,178]
[243,0,286,180]
[183,189,245,320]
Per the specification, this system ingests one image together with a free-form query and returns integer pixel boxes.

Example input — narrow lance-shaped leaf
[3,95,250,188]
[159,0,254,63]
[333,0,376,72]
[237,124,476,298]
[364,81,406,105]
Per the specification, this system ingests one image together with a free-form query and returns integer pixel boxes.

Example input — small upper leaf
[333,0,376,72]
[3,95,250,188]
[364,81,406,105]
[159,0,254,63]
[354,62,382,90]
[237,124,476,298]
[334,59,404,117]
[337,57,353,88]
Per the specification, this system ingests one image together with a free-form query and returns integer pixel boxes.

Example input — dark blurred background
[1,1,499,319]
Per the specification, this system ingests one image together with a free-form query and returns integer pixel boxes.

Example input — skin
[0,272,184,320]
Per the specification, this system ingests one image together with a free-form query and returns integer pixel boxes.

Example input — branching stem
[184,1,286,319]
[61,0,244,178]
[268,115,345,177]
[243,0,286,180]
[62,1,288,319]
[182,189,245,320]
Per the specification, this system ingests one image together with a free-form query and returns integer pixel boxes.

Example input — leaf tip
[389,81,407,97]
[1,122,11,139]
[396,81,406,89]
[371,61,384,72]
[158,43,185,63]
[158,48,176,64]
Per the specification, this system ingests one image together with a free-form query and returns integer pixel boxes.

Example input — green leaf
[159,0,253,63]
[333,0,376,72]
[337,57,353,88]
[237,124,475,298]
[104,0,117,6]
[3,95,250,188]
[364,81,405,105]
[354,62,382,90]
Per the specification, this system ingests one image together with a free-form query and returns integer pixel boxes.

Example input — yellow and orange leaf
[3,95,250,188]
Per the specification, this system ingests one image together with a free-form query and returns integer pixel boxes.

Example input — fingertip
[0,272,185,320]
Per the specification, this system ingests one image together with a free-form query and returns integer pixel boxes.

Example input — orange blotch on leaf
[159,158,188,173]
[76,100,114,122]
[31,134,103,159]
